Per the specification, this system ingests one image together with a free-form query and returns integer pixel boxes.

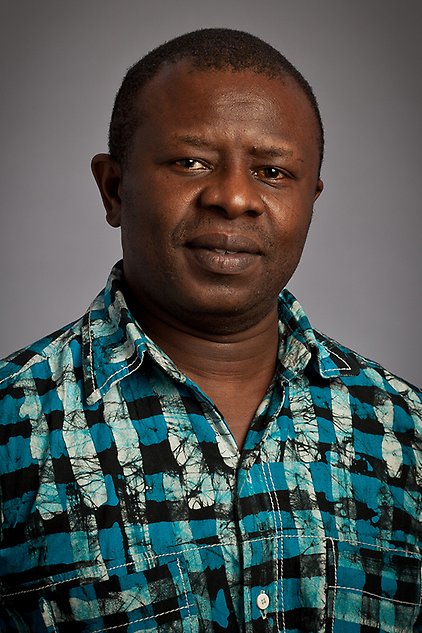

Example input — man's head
[92,29,324,336]
[108,28,324,173]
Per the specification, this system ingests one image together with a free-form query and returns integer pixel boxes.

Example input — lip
[187,233,262,255]
[186,233,262,275]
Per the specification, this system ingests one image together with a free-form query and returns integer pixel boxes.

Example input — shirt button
[256,592,270,610]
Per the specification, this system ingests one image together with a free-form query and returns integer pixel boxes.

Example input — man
[0,28,420,633]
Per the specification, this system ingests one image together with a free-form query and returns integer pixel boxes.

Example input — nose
[198,166,266,219]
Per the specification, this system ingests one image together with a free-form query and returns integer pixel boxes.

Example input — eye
[173,158,209,171]
[254,166,285,181]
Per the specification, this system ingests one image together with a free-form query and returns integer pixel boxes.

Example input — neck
[145,309,279,382]
[128,298,281,450]
[125,284,279,382]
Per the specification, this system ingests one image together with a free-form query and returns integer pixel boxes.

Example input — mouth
[187,233,262,254]
[186,233,262,275]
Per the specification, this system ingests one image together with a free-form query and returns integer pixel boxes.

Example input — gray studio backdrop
[1,0,421,386]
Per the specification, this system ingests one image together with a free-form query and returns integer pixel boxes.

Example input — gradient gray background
[1,0,421,386]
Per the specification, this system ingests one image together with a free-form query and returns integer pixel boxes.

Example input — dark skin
[92,61,323,449]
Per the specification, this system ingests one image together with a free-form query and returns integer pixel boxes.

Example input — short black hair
[109,28,324,171]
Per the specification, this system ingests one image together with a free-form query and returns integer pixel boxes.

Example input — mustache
[171,218,276,252]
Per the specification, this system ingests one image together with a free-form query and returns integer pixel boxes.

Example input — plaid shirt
[0,262,421,633]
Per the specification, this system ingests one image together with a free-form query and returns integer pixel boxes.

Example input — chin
[177,293,277,335]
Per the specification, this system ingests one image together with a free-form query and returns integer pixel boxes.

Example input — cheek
[123,181,190,234]
[271,204,313,245]
[120,197,164,241]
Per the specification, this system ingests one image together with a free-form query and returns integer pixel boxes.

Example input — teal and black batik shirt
[0,262,421,633]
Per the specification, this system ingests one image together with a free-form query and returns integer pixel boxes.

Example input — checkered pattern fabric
[0,262,421,632]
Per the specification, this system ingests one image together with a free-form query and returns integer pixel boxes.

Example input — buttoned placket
[233,383,288,631]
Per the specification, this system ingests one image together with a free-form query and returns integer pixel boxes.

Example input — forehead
[140,60,307,116]
[134,61,320,162]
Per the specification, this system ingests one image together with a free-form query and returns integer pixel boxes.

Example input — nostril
[199,186,265,219]
[246,208,262,218]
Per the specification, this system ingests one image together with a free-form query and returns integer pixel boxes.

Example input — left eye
[174,158,208,170]
[255,167,284,180]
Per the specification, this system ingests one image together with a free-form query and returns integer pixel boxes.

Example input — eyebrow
[170,135,295,159]
[171,135,213,148]
[250,145,293,159]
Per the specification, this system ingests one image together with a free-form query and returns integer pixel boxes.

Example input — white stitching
[88,308,144,395]
[42,597,58,633]
[4,536,420,598]
[88,309,96,392]
[420,564,422,607]
[97,351,142,394]
[144,549,156,568]
[90,604,195,633]
[266,464,286,633]
[326,537,418,556]
[177,557,193,633]
[328,537,337,633]
[328,585,420,607]
[4,576,89,598]
[246,534,420,558]
[324,348,351,372]
[260,464,281,632]
[0,353,41,386]
[0,367,26,385]
[51,607,58,633]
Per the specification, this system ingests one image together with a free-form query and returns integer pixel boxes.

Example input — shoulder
[316,329,420,391]
[314,330,422,432]
[0,317,83,389]
[0,318,87,550]
[0,318,84,458]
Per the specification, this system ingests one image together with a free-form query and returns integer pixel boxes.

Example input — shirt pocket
[36,556,198,633]
[326,538,421,632]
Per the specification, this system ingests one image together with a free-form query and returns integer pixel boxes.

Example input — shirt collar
[83,263,359,404]
[82,262,148,405]
[277,289,360,383]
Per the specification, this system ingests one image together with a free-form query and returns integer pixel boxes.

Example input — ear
[314,178,324,202]
[91,154,122,227]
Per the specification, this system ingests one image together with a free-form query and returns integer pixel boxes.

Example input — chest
[2,375,420,632]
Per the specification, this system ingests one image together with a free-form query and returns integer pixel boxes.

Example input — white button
[256,592,270,610]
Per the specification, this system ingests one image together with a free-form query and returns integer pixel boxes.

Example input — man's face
[110,61,323,334]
